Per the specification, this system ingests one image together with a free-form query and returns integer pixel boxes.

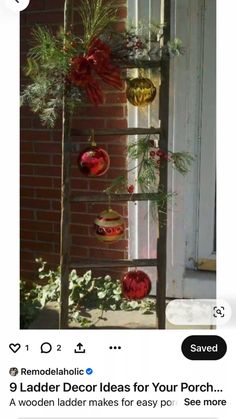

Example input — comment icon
[40,342,52,354]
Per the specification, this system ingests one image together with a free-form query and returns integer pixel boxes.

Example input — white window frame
[127,0,216,298]
[127,0,164,295]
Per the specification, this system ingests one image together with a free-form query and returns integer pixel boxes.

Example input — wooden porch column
[59,0,74,329]
[157,0,171,329]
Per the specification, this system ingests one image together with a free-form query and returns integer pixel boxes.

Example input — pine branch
[105,134,193,222]
[170,151,195,175]
[79,0,118,48]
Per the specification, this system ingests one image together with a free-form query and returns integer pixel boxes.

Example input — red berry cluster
[127,184,135,193]
[126,35,144,51]
[150,149,169,160]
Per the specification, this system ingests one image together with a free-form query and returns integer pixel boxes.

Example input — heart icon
[9,343,21,353]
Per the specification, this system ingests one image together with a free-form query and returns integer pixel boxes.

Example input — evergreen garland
[105,134,194,194]
[104,134,194,221]
[21,0,119,127]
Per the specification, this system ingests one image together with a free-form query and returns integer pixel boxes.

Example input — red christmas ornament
[94,208,125,243]
[122,270,151,300]
[77,146,110,177]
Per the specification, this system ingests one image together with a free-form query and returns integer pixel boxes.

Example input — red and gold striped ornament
[94,208,125,243]
[122,270,151,300]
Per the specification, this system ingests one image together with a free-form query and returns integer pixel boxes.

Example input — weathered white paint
[128,0,163,293]
[197,0,216,263]
[167,0,216,298]
[127,0,216,298]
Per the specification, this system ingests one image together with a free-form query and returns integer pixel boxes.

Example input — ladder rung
[71,127,161,137]
[71,259,158,269]
[117,59,162,69]
[71,192,161,203]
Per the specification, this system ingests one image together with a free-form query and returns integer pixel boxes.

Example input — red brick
[21,107,36,118]
[21,142,33,152]
[87,203,125,215]
[21,209,35,219]
[78,106,125,118]
[70,202,87,213]
[72,235,128,251]
[34,143,60,153]
[20,250,35,259]
[71,167,86,178]
[106,119,127,129]
[70,212,95,225]
[71,179,89,190]
[52,155,63,166]
[20,230,37,241]
[36,188,60,199]
[34,166,61,177]
[20,164,34,176]
[105,92,127,104]
[70,224,89,236]
[21,130,51,142]
[71,246,89,258]
[21,187,34,198]
[72,119,106,130]
[21,198,51,210]
[26,0,46,10]
[88,179,111,191]
[113,21,127,32]
[89,248,127,259]
[53,178,61,188]
[21,220,53,232]
[36,253,60,266]
[117,7,127,19]
[21,176,52,188]
[20,27,32,39]
[20,260,38,274]
[20,153,51,165]
[37,232,60,242]
[36,210,60,222]
[20,118,32,129]
[51,201,61,211]
[110,155,127,168]
[108,168,126,178]
[21,240,54,252]
[25,11,63,25]
[53,223,61,233]
[108,143,127,155]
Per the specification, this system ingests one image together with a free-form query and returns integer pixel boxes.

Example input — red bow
[68,39,123,105]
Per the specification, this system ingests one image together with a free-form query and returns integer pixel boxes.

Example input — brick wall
[20,0,128,281]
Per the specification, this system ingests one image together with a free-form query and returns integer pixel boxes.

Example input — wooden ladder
[59,0,171,330]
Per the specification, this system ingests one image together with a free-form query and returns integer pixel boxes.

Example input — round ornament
[77,146,110,177]
[122,270,151,300]
[126,77,156,107]
[94,208,125,243]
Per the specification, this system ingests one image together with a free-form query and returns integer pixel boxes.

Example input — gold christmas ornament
[126,77,157,107]
[94,208,125,243]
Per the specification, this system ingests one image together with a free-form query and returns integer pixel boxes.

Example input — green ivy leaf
[97,291,107,299]
[128,301,139,309]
